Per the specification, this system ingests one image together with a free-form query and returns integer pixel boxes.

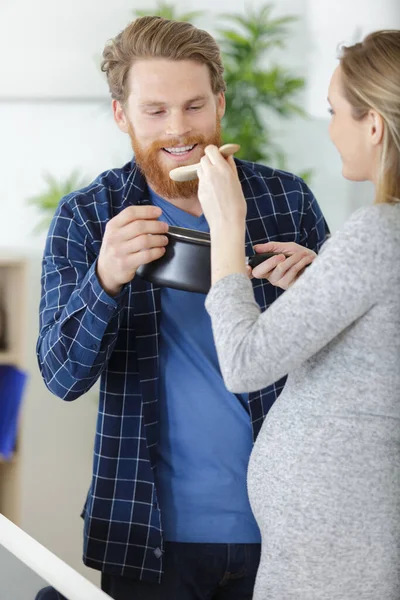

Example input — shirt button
[153,548,162,559]
[91,344,98,350]
[107,305,114,312]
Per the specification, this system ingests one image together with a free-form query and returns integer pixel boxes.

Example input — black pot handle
[247,252,288,268]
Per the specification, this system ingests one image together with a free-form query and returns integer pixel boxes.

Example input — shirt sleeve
[37,198,129,401]
[298,180,330,253]
[205,205,396,393]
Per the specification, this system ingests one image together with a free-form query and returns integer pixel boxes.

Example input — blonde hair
[101,16,226,106]
[339,30,400,204]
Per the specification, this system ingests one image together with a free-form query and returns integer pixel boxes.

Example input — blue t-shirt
[150,188,260,543]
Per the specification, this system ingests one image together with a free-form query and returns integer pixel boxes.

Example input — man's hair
[101,16,226,106]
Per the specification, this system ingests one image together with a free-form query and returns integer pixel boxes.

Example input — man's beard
[128,120,223,200]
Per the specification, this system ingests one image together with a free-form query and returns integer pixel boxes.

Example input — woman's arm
[205,205,396,393]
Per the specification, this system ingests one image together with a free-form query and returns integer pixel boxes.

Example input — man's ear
[217,92,226,120]
[113,100,129,133]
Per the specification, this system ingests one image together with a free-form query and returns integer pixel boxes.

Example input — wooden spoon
[169,143,240,182]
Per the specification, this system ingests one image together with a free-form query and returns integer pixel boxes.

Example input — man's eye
[189,105,203,111]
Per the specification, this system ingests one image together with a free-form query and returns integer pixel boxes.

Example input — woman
[197,30,400,599]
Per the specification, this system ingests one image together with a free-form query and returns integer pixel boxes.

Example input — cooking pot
[135,226,282,294]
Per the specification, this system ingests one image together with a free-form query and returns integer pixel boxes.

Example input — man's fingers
[109,205,163,229]
[117,219,169,242]
[126,234,169,254]
[133,246,167,268]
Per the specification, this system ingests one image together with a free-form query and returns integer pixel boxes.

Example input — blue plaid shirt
[37,158,328,582]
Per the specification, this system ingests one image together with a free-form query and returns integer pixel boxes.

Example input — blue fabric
[0,365,27,459]
[101,542,261,599]
[34,588,66,600]
[148,189,258,543]
[36,157,329,582]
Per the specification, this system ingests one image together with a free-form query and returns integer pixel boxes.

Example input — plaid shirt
[37,158,328,583]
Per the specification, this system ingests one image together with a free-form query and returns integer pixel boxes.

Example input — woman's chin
[339,157,372,182]
[341,168,369,183]
[341,165,357,182]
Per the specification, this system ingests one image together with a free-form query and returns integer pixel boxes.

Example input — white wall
[0,0,316,252]
[0,0,397,591]
[3,0,394,251]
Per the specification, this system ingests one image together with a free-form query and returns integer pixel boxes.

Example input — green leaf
[297,169,314,184]
[28,171,88,234]
[29,3,312,233]
[220,2,307,166]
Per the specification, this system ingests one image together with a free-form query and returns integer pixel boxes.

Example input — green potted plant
[218,5,306,165]
[28,171,88,233]
[133,2,306,166]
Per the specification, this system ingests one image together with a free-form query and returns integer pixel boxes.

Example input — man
[37,16,329,600]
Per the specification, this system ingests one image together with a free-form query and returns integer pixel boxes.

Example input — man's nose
[165,111,192,137]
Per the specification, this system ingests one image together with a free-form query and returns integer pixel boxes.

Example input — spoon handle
[169,143,240,182]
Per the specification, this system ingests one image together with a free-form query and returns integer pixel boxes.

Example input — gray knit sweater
[205,204,400,599]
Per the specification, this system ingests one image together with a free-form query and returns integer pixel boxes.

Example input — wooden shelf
[0,255,27,267]
[0,258,27,368]
[0,351,20,366]
[0,453,17,464]
[0,255,27,524]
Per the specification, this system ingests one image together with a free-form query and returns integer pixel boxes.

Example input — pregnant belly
[247,411,400,544]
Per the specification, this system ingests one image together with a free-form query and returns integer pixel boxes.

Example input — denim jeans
[101,542,261,600]
[34,589,65,600]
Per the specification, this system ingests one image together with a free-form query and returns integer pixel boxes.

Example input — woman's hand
[197,145,247,233]
[250,241,317,290]
[197,145,247,285]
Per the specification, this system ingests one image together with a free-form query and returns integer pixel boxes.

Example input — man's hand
[97,205,169,296]
[249,241,316,290]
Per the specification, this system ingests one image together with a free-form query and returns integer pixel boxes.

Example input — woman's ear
[368,110,384,146]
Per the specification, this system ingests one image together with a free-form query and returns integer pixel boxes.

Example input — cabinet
[0,255,28,523]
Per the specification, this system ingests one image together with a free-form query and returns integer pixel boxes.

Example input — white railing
[0,514,111,600]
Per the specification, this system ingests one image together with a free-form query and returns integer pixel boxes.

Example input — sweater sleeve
[205,205,398,393]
